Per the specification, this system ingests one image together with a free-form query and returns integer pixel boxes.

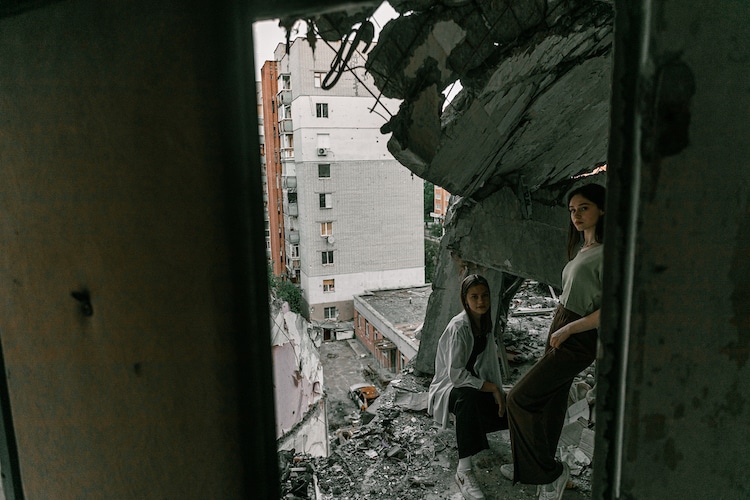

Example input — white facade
[276,39,424,322]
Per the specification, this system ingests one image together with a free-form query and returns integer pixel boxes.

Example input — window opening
[319,193,332,209]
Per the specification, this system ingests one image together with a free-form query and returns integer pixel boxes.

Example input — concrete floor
[319,338,383,430]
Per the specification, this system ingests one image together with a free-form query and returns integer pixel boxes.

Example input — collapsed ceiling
[289,0,613,374]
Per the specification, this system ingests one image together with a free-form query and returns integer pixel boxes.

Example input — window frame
[322,250,334,265]
[320,221,333,237]
[316,102,329,118]
[319,193,332,209]
[318,164,331,178]
[324,306,337,320]
[323,279,335,292]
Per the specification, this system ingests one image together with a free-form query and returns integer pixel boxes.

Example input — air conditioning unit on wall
[317,148,327,156]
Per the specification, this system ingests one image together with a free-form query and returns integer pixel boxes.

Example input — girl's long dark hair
[566,183,606,260]
[460,274,493,335]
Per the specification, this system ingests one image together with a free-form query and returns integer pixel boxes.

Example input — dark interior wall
[596,1,750,498]
[0,0,273,496]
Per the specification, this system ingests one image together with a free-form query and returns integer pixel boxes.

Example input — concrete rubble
[279,281,596,499]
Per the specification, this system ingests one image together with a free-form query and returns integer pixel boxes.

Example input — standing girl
[507,183,606,500]
[428,274,507,500]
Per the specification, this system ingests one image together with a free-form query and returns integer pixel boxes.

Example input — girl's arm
[549,309,600,349]
[480,381,506,417]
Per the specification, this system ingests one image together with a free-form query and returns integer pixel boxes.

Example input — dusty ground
[280,281,595,499]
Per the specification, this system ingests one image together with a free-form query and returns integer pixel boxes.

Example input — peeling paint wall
[270,308,327,457]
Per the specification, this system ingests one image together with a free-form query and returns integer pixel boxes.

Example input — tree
[275,279,303,313]
[424,238,439,283]
[424,181,434,224]
[268,265,303,314]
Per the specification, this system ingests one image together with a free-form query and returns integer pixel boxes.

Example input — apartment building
[431,185,451,225]
[260,60,286,276]
[260,38,425,323]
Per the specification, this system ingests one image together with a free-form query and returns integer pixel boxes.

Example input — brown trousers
[507,305,597,484]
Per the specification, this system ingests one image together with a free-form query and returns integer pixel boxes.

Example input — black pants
[449,386,509,459]
[507,305,597,484]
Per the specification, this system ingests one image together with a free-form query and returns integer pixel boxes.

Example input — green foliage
[424,238,439,283]
[424,181,434,222]
[268,264,303,314]
[275,279,303,313]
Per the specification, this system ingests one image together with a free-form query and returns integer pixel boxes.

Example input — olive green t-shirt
[560,244,604,317]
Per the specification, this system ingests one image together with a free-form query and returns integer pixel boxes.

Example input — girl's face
[465,284,490,321]
[569,194,604,233]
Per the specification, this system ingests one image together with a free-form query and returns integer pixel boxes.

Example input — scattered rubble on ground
[279,281,596,499]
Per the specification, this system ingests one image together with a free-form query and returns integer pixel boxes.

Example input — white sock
[458,457,472,473]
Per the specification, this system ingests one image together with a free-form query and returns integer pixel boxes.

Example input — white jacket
[427,310,504,429]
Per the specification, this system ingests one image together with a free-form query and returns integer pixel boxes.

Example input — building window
[435,191,442,200]
[290,245,299,258]
[364,320,369,338]
[318,164,331,178]
[314,72,324,88]
[324,306,337,320]
[316,103,329,118]
[319,193,332,209]
[320,221,333,236]
[323,279,335,292]
[356,314,361,329]
[322,251,334,265]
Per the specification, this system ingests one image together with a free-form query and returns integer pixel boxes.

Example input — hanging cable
[321,21,374,90]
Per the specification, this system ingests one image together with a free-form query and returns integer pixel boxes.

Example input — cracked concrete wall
[352,1,614,374]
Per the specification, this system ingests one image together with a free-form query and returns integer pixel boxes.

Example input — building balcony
[283,175,297,189]
[286,257,300,271]
[279,118,293,133]
[280,148,295,161]
[287,231,300,244]
[278,89,292,105]
[286,203,298,217]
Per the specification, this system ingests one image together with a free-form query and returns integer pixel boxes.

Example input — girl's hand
[549,326,572,349]
[493,389,506,417]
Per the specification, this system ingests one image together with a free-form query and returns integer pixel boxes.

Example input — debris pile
[279,280,596,499]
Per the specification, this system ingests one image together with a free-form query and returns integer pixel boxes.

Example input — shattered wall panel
[271,308,327,455]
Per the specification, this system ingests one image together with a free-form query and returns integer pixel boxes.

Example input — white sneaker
[455,469,485,500]
[538,463,569,500]
[500,463,514,481]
